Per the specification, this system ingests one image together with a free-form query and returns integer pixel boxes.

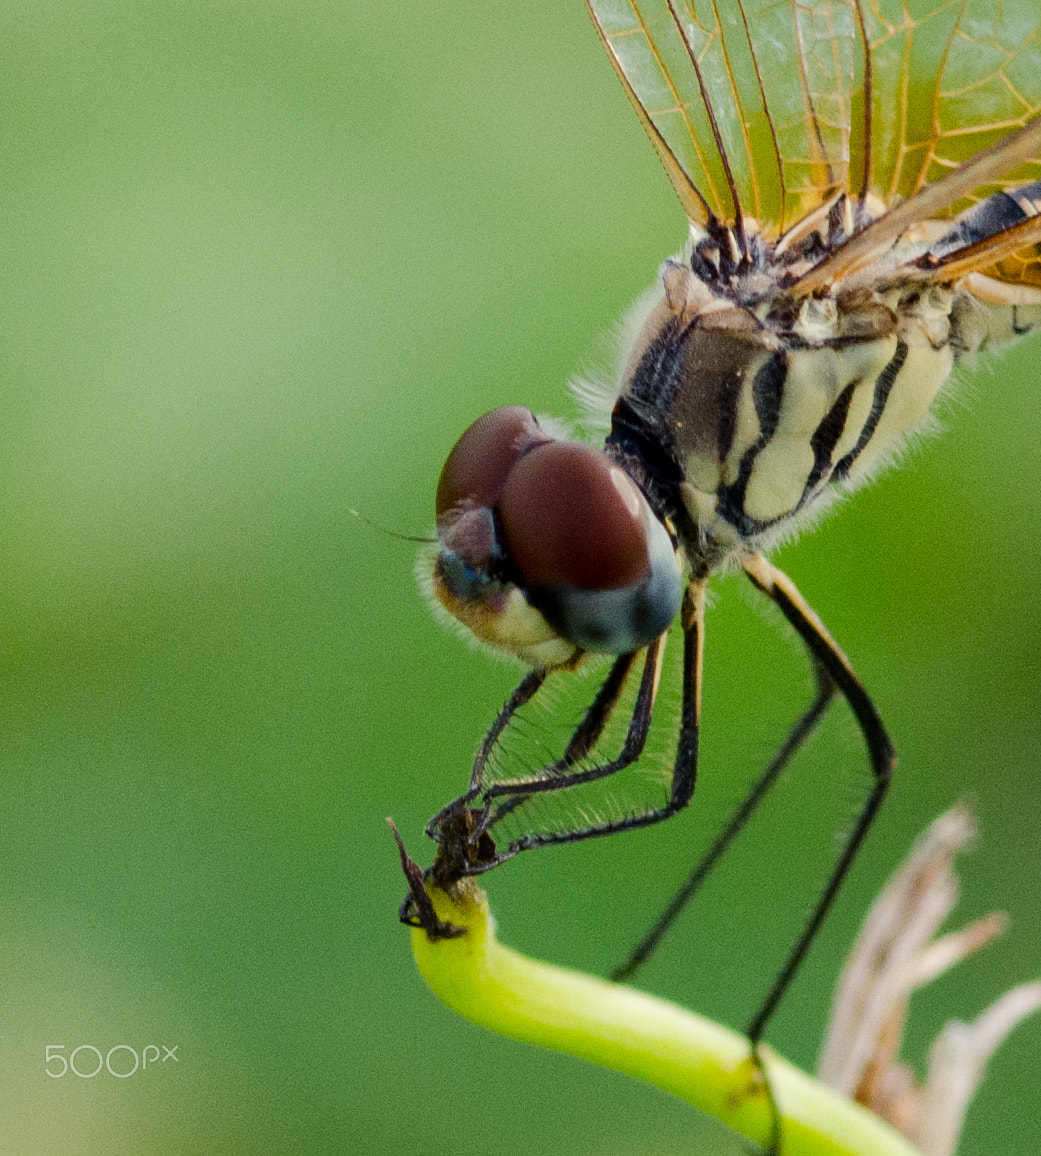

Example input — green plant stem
[409,875,922,1156]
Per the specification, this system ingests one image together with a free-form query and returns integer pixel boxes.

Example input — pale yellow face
[431,569,580,669]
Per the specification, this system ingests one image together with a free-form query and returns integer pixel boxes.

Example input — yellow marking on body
[720,361,765,489]
[743,440,815,522]
[679,482,733,545]
[745,350,837,521]
[848,341,953,479]
[829,340,899,466]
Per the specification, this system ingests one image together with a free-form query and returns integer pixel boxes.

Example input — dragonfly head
[431,406,683,668]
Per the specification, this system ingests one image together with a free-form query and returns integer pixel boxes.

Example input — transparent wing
[589,0,1041,271]
[794,116,1041,293]
[863,0,1041,215]
[587,0,862,233]
[860,0,1041,291]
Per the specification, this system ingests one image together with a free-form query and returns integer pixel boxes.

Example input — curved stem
[406,874,922,1156]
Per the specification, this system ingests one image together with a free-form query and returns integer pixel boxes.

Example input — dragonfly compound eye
[498,442,682,654]
[435,406,552,520]
[433,406,581,668]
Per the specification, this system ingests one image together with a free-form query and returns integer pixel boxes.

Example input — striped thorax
[611,204,1041,571]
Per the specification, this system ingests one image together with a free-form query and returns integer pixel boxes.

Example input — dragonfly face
[412,0,1041,1096]
[433,406,683,666]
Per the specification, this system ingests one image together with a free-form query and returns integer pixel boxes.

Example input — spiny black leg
[741,552,895,1154]
[425,667,547,841]
[563,648,642,763]
[485,648,643,829]
[426,646,641,853]
[611,654,835,983]
[464,667,546,798]
[741,551,895,1044]
[483,578,705,855]
[479,634,664,810]
[422,651,651,873]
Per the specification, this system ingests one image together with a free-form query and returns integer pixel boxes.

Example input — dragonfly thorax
[607,255,961,570]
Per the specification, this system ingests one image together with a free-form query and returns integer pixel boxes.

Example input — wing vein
[667,0,745,230]
[854,0,872,205]
[586,0,715,223]
[736,0,786,226]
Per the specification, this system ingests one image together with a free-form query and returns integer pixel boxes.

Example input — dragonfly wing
[985,242,1041,291]
[794,116,1041,293]
[587,0,861,233]
[590,1,1041,281]
[790,0,1041,295]
[864,0,1041,213]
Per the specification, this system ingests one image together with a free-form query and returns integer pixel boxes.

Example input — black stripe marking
[608,395,683,488]
[715,352,787,537]
[752,352,786,436]
[626,322,685,406]
[803,381,857,495]
[833,340,908,481]
[608,320,687,502]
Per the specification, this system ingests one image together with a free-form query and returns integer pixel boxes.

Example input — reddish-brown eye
[433,414,682,656]
[498,442,650,591]
[435,406,551,520]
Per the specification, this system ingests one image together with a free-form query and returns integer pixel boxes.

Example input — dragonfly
[406,0,1041,1135]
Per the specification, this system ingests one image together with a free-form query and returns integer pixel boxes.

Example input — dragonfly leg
[481,645,644,831]
[425,667,547,841]
[424,644,643,869]
[477,636,662,815]
[741,552,895,1155]
[475,577,706,856]
[610,653,835,982]
[426,634,654,879]
[740,551,895,1044]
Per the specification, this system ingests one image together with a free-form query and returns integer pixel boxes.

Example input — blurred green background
[0,2,1038,1153]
